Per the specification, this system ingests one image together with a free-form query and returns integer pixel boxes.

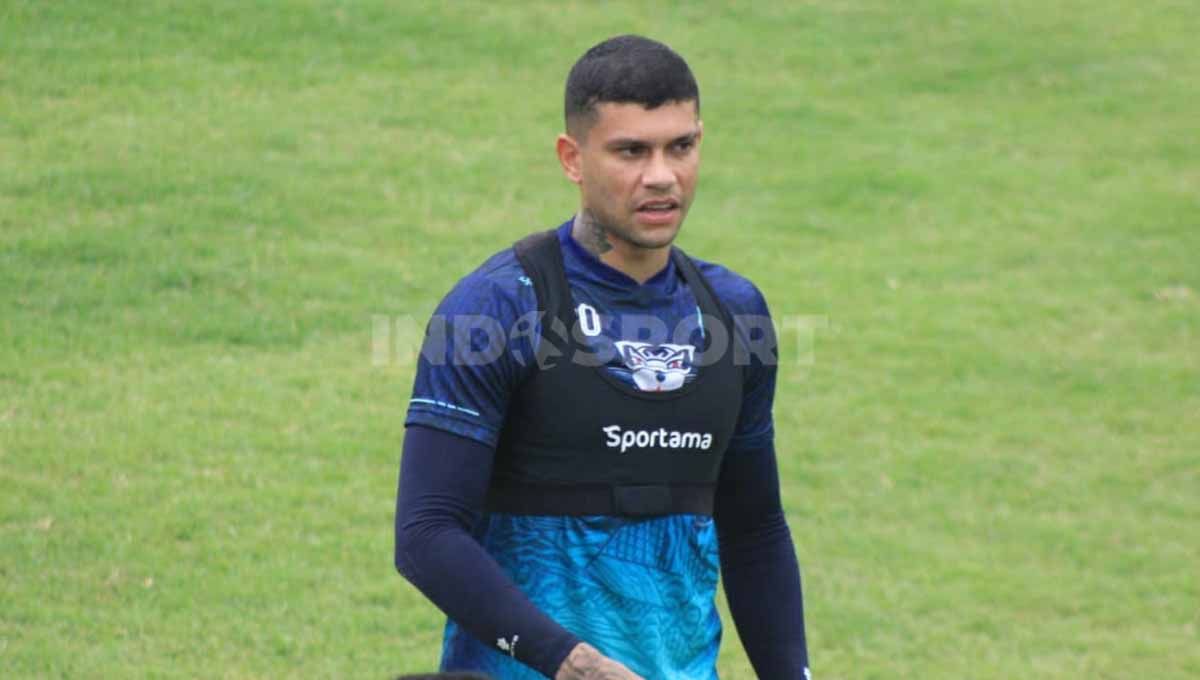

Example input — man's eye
[618,147,644,157]
[673,140,695,153]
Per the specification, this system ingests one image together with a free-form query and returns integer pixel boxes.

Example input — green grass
[3,1,1198,678]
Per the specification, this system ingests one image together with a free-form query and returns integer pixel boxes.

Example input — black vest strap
[671,245,736,335]
[513,230,574,367]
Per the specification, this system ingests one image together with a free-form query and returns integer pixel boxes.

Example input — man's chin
[625,218,683,249]
[625,231,678,251]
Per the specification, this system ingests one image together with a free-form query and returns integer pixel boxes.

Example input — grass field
[2,1,1198,678]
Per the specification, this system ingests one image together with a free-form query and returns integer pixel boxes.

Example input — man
[395,35,809,679]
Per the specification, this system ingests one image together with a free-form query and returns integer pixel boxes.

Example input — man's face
[566,100,702,250]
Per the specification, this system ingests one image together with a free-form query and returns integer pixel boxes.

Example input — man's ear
[556,133,582,185]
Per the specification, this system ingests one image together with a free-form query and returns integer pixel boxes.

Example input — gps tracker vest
[487,230,744,517]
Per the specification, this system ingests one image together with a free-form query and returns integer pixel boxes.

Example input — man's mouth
[636,198,680,213]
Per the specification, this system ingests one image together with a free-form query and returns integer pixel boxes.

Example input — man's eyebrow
[604,131,700,148]
[604,137,649,148]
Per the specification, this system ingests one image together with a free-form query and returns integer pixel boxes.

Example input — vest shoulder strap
[513,230,572,367]
[670,245,736,330]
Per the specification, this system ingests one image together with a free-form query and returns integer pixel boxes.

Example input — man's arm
[396,425,642,679]
[701,270,809,677]
[712,440,810,678]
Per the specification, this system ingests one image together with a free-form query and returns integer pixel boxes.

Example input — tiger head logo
[614,341,696,392]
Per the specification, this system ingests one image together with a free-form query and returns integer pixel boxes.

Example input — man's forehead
[587,100,701,141]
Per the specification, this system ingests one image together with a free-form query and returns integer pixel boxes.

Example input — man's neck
[570,211,670,285]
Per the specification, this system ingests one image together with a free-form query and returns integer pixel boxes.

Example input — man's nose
[642,151,675,189]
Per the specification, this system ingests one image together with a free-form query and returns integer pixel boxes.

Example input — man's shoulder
[434,244,535,318]
[463,245,529,290]
[689,255,771,318]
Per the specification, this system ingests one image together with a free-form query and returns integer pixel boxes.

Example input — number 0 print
[577,303,602,337]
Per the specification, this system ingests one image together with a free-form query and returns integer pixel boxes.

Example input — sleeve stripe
[409,397,482,417]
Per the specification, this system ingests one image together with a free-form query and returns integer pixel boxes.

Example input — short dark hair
[564,35,699,135]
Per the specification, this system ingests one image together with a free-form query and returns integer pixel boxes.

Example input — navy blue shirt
[407,220,775,451]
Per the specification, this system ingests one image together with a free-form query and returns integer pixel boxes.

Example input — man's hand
[555,642,645,680]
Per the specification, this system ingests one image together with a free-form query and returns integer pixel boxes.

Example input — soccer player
[395,35,810,679]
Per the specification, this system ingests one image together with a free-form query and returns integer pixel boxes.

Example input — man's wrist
[555,643,600,680]
[554,642,644,680]
[540,633,584,678]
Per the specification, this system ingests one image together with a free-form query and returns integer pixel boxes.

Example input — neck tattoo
[572,210,614,256]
